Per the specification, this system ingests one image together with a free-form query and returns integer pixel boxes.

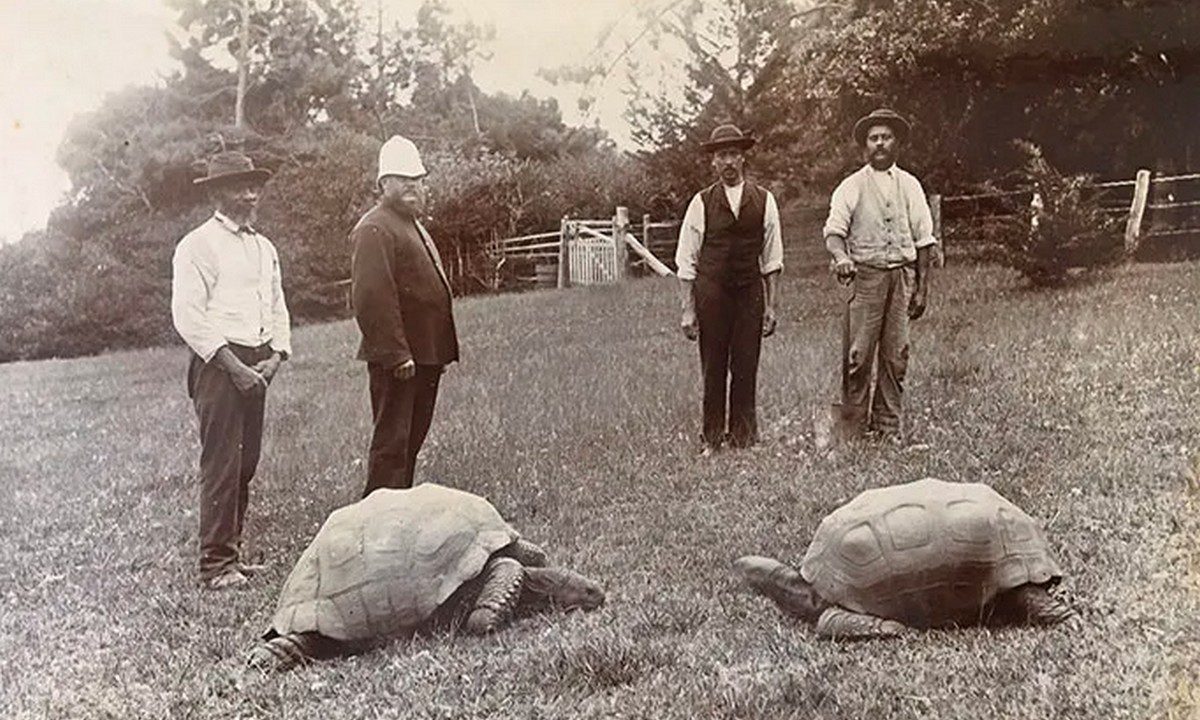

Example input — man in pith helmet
[350,136,459,496]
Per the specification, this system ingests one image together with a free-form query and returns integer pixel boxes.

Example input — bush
[1000,141,1124,286]
[0,127,663,361]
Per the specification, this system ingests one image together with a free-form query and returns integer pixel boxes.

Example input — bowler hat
[701,124,756,152]
[852,108,911,146]
[193,151,271,187]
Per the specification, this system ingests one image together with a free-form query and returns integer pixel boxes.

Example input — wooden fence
[495,207,678,288]
[493,168,1200,288]
[931,169,1200,260]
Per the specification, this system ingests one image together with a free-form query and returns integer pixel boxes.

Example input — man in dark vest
[350,135,459,496]
[675,124,784,454]
[824,108,937,439]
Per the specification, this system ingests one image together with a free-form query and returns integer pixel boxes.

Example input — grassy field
[2,249,1199,719]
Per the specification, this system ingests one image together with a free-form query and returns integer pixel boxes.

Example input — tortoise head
[733,555,825,624]
[522,566,606,611]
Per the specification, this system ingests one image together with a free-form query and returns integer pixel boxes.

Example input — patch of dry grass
[1,252,1198,719]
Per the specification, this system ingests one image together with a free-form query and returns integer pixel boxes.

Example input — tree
[168,0,366,134]
[0,0,655,361]
[792,0,1200,189]
[623,0,813,205]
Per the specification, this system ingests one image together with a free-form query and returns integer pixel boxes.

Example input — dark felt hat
[701,124,757,152]
[852,108,911,146]
[193,151,272,187]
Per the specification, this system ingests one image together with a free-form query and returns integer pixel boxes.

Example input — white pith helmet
[377,135,427,189]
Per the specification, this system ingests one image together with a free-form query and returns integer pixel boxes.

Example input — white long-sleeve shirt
[171,212,292,362]
[674,181,784,281]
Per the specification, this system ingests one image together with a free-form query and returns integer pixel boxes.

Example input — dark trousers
[695,277,764,448]
[364,363,442,497]
[187,343,273,580]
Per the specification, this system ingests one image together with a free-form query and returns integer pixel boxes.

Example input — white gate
[567,222,621,285]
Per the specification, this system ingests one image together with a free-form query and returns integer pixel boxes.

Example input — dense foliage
[4,0,1198,359]
[617,0,1200,202]
[1000,142,1124,285]
[0,0,652,362]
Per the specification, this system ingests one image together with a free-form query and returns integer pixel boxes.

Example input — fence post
[557,215,570,288]
[929,193,944,268]
[1124,168,1151,257]
[613,206,629,281]
[643,213,652,272]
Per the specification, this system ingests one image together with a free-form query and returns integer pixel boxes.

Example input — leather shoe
[205,567,249,590]
[237,561,268,576]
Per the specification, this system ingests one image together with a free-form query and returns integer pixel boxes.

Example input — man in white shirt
[171,151,292,590]
[824,108,937,439]
[675,124,783,453]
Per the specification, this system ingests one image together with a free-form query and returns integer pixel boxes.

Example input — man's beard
[385,193,422,217]
[224,202,257,225]
[869,150,894,167]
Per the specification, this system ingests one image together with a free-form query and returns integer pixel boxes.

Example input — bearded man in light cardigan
[824,108,937,439]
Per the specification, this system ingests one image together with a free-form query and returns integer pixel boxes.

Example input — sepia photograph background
[1,0,1198,718]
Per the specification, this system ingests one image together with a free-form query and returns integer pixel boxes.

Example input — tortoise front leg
[247,631,332,672]
[816,607,910,640]
[1006,585,1074,626]
[464,556,525,635]
[503,538,549,567]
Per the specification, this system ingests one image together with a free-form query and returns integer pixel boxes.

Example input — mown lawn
[1,254,1198,719]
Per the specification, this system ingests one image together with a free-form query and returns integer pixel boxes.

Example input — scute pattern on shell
[800,478,1062,627]
[270,484,519,641]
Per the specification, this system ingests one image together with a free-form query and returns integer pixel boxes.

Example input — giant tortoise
[247,483,604,671]
[734,478,1073,638]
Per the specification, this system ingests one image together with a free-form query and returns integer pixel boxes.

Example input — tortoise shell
[270,483,519,641]
[800,478,1062,627]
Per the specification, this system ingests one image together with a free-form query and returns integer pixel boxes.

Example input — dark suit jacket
[350,203,459,368]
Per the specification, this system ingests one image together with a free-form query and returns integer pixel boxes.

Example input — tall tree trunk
[467,80,481,136]
[235,0,251,128]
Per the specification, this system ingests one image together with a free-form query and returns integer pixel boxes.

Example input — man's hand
[909,285,928,320]
[213,346,267,396]
[762,306,778,338]
[227,361,267,396]
[393,359,416,381]
[832,257,856,285]
[251,353,283,384]
[681,308,699,341]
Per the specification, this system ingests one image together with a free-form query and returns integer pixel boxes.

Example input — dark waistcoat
[697,182,765,287]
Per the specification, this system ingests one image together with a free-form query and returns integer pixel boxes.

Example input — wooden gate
[565,220,621,285]
[494,206,675,289]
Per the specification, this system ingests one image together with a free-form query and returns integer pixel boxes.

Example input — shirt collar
[864,163,897,176]
[213,211,257,236]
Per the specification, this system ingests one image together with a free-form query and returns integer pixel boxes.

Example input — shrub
[1001,141,1124,286]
